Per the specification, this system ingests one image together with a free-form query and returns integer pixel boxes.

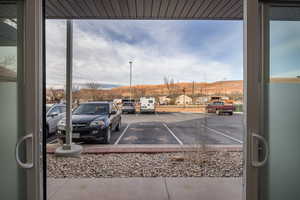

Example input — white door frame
[243,0,262,199]
[244,1,300,200]
[23,0,44,199]
[23,0,300,199]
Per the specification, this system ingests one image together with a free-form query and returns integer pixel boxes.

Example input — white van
[140,97,156,113]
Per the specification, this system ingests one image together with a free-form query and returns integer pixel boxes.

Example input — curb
[47,144,243,154]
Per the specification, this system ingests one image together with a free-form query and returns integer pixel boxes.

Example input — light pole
[55,20,82,156]
[65,19,73,150]
[129,61,132,100]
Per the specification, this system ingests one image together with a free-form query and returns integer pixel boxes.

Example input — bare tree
[139,87,146,98]
[48,88,63,103]
[84,82,102,101]
[85,82,102,89]
[163,76,175,96]
[72,85,80,92]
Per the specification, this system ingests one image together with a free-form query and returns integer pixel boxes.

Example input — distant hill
[270,77,300,83]
[71,80,243,101]
[110,80,243,97]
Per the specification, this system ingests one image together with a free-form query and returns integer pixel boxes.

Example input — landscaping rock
[47,152,243,178]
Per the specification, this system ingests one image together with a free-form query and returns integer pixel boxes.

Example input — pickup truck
[206,101,235,115]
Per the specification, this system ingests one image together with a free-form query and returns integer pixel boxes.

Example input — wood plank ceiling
[46,0,243,20]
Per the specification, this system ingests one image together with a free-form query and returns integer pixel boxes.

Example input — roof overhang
[46,0,243,20]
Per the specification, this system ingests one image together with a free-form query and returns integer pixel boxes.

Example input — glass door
[260,3,300,200]
[0,0,43,199]
[0,2,27,199]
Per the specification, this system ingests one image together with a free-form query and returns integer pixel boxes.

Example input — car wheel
[104,127,111,144]
[115,120,121,131]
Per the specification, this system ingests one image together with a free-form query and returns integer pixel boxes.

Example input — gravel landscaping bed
[47,151,243,178]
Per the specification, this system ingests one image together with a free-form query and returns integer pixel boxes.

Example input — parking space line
[114,123,130,145]
[202,125,243,144]
[162,123,183,145]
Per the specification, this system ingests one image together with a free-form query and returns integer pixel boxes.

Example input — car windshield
[73,104,109,115]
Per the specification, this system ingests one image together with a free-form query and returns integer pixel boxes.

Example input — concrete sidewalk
[48,177,242,200]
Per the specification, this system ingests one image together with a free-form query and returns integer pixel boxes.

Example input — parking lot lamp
[129,61,132,100]
[65,20,73,149]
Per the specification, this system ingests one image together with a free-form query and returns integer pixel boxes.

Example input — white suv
[46,104,66,137]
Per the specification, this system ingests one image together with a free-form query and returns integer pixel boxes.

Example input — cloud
[46,20,243,88]
[46,20,66,86]
[270,21,300,77]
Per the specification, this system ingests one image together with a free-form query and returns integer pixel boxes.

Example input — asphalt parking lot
[110,112,244,145]
[48,112,244,145]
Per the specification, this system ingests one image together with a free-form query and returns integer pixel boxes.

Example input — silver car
[46,104,66,137]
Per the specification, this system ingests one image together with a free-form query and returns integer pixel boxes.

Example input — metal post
[55,20,82,156]
[64,20,73,150]
[243,0,260,199]
[129,61,132,100]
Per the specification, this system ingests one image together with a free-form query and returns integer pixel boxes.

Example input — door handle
[251,133,269,167]
[15,133,34,169]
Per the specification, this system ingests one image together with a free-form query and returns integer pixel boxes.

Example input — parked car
[46,104,66,138]
[121,101,136,114]
[57,102,121,144]
[140,97,156,113]
[122,99,136,114]
[206,101,235,115]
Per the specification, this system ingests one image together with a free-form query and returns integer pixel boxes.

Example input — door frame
[245,1,300,200]
[243,0,262,199]
[33,0,300,199]
[260,2,300,200]
[38,0,265,199]
[22,0,44,199]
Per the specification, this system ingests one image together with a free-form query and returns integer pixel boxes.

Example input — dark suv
[57,102,121,144]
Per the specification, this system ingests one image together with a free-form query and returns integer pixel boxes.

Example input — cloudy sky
[46,20,243,88]
[270,21,300,78]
